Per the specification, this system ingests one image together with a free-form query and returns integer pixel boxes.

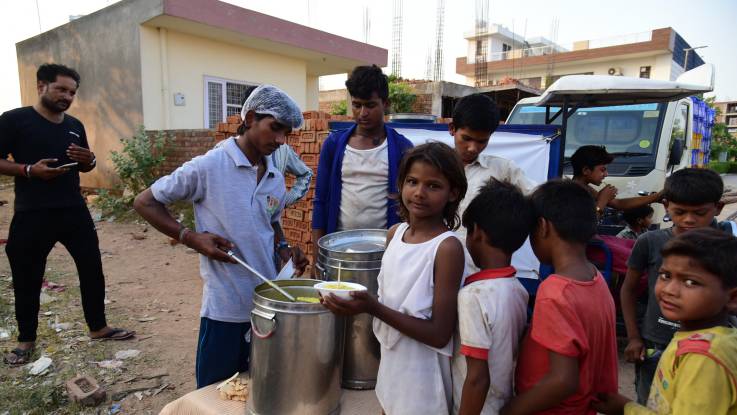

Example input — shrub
[388,81,417,113]
[95,126,170,218]
[708,161,737,174]
[330,100,347,116]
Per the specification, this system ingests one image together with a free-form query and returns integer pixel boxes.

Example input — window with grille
[639,66,651,79]
[204,76,258,129]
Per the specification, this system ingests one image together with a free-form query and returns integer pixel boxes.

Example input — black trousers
[5,206,107,342]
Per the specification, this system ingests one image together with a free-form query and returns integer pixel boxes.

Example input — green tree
[388,82,417,113]
[387,75,417,113]
[330,100,347,115]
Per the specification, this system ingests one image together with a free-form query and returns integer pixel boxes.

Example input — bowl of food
[314,281,367,300]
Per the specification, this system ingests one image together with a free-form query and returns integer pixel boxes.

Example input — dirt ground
[4,174,736,413]
[0,180,202,414]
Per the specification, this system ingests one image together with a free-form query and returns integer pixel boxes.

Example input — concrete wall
[140,27,309,130]
[15,0,163,189]
[305,75,319,111]
[318,89,348,114]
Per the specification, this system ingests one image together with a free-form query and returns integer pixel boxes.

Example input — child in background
[323,142,467,415]
[621,168,726,404]
[503,180,618,415]
[570,145,662,217]
[452,179,533,415]
[617,205,654,240]
[595,228,737,415]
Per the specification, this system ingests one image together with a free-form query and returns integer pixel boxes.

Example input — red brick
[301,231,312,243]
[217,123,228,133]
[227,115,242,124]
[293,220,310,232]
[300,132,316,143]
[285,209,304,221]
[281,218,296,230]
[286,229,302,242]
[294,200,310,211]
[227,124,239,133]
[301,154,317,165]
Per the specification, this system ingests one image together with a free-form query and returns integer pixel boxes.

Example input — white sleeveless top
[373,222,464,415]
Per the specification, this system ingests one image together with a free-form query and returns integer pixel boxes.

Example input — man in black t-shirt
[0,64,134,366]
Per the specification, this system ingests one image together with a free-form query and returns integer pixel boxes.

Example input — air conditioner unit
[607,67,623,76]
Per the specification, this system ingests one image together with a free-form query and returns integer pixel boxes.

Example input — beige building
[714,101,737,136]
[457,26,705,91]
[16,0,385,188]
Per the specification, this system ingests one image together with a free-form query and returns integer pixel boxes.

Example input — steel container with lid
[316,229,386,390]
[248,279,344,415]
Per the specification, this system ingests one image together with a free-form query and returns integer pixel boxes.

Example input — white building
[457,26,705,91]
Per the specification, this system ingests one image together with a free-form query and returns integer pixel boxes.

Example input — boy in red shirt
[503,180,618,415]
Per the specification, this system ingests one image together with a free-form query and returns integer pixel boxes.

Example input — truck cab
[506,64,715,224]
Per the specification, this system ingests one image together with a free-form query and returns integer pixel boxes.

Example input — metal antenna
[433,0,445,81]
[362,6,371,43]
[391,0,403,77]
[425,46,433,80]
[474,0,489,87]
[35,0,42,33]
[545,17,559,87]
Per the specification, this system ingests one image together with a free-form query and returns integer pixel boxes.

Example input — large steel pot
[248,279,343,415]
[316,229,386,390]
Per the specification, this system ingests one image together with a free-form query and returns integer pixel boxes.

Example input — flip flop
[4,347,34,366]
[91,328,136,341]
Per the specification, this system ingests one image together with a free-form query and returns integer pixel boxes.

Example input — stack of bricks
[213,111,332,274]
[213,115,242,143]
[281,111,331,274]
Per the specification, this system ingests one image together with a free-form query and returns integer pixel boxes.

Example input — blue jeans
[635,341,666,404]
[195,317,251,388]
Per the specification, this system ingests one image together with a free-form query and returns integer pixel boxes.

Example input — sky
[1,0,736,113]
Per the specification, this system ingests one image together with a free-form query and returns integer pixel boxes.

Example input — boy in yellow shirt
[594,228,737,414]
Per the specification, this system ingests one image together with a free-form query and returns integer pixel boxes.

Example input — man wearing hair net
[134,84,308,387]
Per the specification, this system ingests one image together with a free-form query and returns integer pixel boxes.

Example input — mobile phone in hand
[58,162,79,169]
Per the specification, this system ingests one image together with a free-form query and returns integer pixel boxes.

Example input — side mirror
[668,140,684,166]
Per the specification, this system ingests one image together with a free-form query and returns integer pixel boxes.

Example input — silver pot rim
[253,279,329,314]
[317,229,387,261]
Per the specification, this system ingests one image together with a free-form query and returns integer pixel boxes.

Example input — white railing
[467,30,654,63]
[468,45,556,64]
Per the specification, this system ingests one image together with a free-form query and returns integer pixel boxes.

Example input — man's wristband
[277,240,290,250]
[178,226,191,244]
[24,164,32,178]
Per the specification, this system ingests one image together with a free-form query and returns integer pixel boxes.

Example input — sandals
[91,328,136,341]
[4,347,34,366]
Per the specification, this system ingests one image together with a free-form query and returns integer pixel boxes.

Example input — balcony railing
[469,45,556,64]
[466,30,653,64]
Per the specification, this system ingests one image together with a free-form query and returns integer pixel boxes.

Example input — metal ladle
[226,250,296,302]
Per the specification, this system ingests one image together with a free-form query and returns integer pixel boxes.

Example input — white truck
[506,64,715,225]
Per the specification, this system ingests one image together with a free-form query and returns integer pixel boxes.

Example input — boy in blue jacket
[311,65,412,270]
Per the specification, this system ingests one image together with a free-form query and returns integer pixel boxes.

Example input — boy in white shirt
[452,178,533,415]
[450,94,535,274]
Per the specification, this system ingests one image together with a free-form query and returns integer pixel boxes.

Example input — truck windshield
[508,103,666,158]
